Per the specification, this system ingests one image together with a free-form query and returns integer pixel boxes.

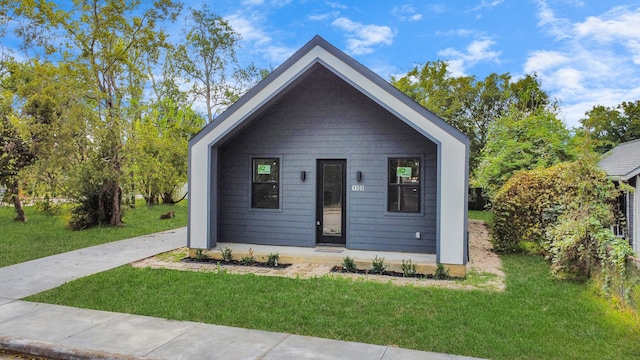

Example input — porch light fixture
[356,171,362,182]
[301,171,306,181]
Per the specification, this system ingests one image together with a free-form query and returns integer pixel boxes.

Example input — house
[187,36,470,267]
[599,139,640,255]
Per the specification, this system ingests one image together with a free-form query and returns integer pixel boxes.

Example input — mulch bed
[181,257,291,269]
[330,266,431,279]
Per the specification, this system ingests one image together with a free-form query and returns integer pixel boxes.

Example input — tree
[475,108,573,198]
[13,60,90,199]
[173,5,264,124]
[579,100,640,153]
[391,62,551,173]
[129,98,204,205]
[8,0,182,227]
[0,58,84,221]
[0,103,33,222]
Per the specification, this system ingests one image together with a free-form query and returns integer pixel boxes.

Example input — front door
[316,160,346,245]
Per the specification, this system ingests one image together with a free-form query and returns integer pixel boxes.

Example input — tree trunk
[109,180,123,226]
[11,179,27,222]
[98,182,107,224]
[162,191,175,204]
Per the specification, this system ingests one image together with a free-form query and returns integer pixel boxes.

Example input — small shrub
[220,247,233,262]
[267,253,279,267]
[372,255,385,274]
[343,256,356,273]
[194,248,208,261]
[240,248,255,265]
[401,259,417,277]
[34,194,61,215]
[434,262,450,280]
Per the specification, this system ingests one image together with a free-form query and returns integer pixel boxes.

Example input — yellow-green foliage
[492,156,640,305]
[492,157,618,252]
[491,163,569,252]
[492,156,632,286]
[492,156,638,303]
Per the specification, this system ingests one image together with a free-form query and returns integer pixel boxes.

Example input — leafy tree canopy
[476,108,573,198]
[391,60,550,173]
[579,100,640,153]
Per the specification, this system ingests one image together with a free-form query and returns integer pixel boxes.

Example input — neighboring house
[188,36,470,266]
[598,138,640,255]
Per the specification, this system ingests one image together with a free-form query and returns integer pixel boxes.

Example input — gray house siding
[217,66,438,254]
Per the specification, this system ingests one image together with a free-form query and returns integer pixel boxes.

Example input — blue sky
[182,0,640,128]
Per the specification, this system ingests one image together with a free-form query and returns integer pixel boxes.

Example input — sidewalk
[0,228,483,360]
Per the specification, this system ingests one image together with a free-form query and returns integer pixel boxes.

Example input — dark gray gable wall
[217,65,438,254]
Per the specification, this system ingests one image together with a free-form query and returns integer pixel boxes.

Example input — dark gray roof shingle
[598,138,640,180]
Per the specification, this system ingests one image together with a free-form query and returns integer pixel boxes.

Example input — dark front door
[316,160,346,245]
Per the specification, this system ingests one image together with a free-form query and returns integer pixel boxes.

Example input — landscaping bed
[181,256,291,269]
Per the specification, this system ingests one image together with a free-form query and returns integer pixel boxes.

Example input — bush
[267,253,279,267]
[220,247,233,262]
[240,248,255,265]
[434,262,449,280]
[371,256,385,274]
[491,164,568,252]
[401,259,417,277]
[491,157,621,253]
[342,256,356,273]
[491,155,637,305]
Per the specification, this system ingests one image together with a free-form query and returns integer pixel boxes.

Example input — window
[251,158,280,209]
[388,158,420,213]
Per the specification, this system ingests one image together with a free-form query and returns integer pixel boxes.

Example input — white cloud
[307,11,339,22]
[225,13,294,64]
[574,6,640,64]
[528,2,640,126]
[262,45,296,63]
[327,2,349,10]
[534,0,572,40]
[241,0,264,5]
[575,6,640,41]
[471,0,504,12]
[331,17,396,55]
[427,4,448,14]
[437,29,477,37]
[392,4,423,22]
[226,13,272,46]
[438,39,501,76]
[523,50,569,73]
[241,0,293,7]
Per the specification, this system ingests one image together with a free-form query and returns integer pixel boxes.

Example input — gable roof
[599,138,640,180]
[188,35,470,264]
[189,35,469,147]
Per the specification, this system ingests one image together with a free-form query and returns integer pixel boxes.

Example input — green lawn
[26,254,640,359]
[0,201,187,267]
[469,210,494,225]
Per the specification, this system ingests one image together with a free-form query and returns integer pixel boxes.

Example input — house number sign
[351,185,365,191]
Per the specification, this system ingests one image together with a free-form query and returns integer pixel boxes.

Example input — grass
[0,200,187,267]
[26,254,640,359]
[468,210,494,225]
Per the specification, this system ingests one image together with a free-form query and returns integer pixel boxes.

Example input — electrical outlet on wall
[415,232,421,239]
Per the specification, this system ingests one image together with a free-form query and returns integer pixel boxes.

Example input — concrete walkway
[0,227,483,360]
